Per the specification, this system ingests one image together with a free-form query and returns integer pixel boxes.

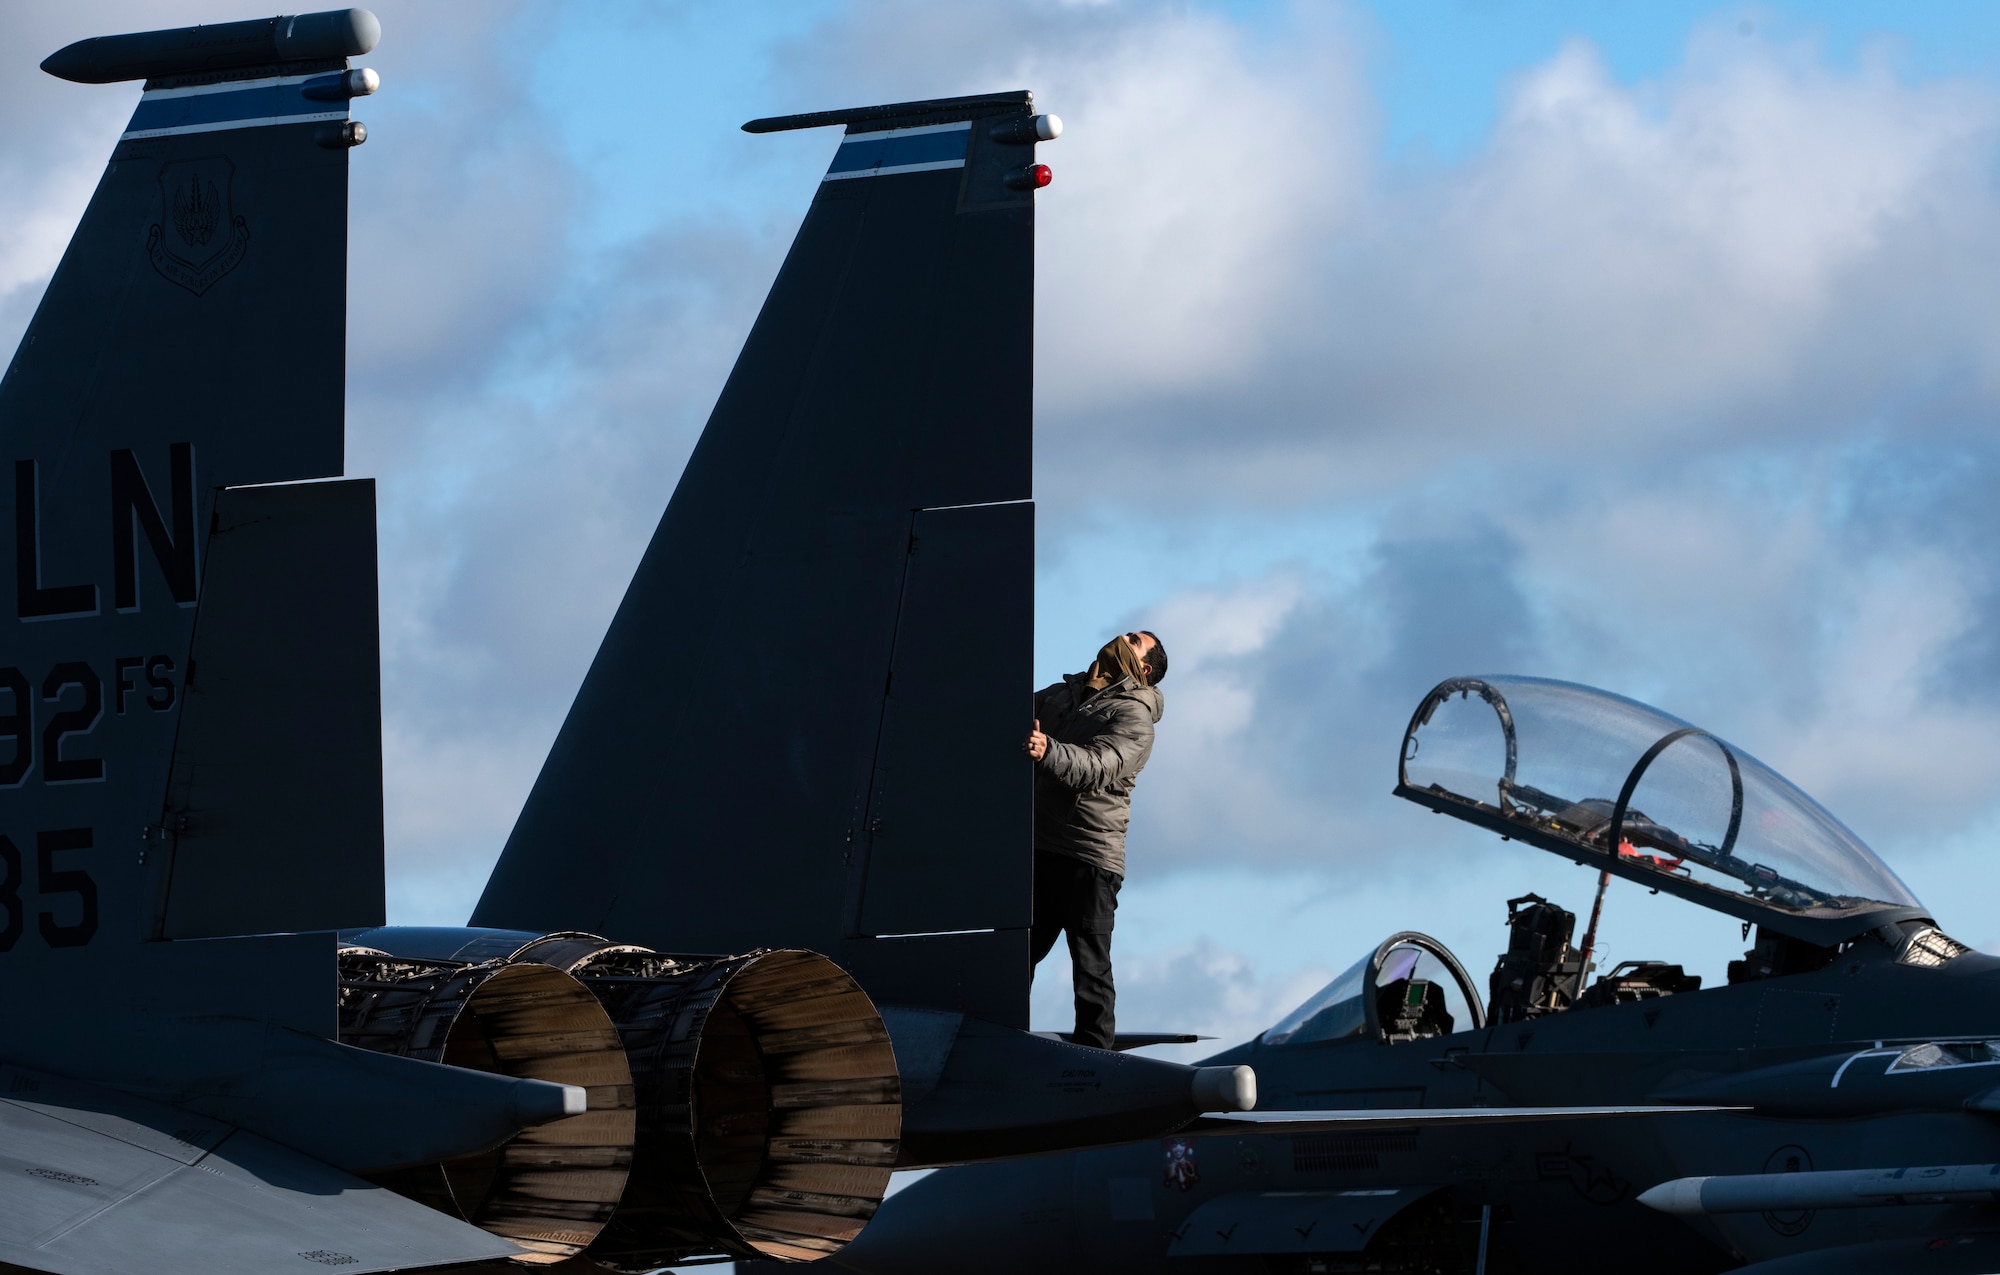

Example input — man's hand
[1024,718,1049,761]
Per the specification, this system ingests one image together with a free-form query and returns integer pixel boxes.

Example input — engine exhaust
[336,950,638,1263]
[339,932,902,1266]
[522,939,902,1268]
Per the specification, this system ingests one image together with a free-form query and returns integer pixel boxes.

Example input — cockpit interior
[1262,933,1487,1049]
[1257,675,1967,1050]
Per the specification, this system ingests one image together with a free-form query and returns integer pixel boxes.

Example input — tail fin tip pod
[742,89,1045,134]
[475,91,1055,1026]
[42,9,380,84]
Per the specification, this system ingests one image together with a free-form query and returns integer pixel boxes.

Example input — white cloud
[9,0,2000,957]
[1031,935,1333,1061]
[0,4,180,349]
[1012,13,2000,502]
[1031,13,1371,405]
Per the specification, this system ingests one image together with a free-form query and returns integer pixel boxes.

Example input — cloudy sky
[9,0,2000,1063]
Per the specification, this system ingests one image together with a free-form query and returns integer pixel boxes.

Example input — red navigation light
[1007,163,1053,191]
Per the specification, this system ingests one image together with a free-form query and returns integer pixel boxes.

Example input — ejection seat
[1260,932,1485,1049]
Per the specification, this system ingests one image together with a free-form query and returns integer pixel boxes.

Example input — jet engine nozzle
[339,928,903,1267]
[336,951,639,1263]
[545,943,903,1269]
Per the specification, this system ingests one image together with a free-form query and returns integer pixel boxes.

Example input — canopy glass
[1264,932,1484,1047]
[1396,676,1924,943]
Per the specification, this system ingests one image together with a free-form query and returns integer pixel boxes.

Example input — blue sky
[9,0,2000,1154]
[491,1,2000,1051]
[1363,1,2000,152]
[520,2,2000,248]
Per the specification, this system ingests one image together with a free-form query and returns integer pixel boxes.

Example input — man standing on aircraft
[1022,631,1168,1050]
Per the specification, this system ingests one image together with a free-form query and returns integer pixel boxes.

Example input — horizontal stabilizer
[0,1066,519,1275]
[1039,1030,1215,1051]
[125,1032,593,1175]
[1181,1104,1741,1137]
[889,1013,1248,1167]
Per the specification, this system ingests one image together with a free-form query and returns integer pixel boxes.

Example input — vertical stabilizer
[1,10,381,1071]
[476,93,1056,1025]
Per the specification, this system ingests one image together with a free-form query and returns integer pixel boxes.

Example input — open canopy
[1394,676,1929,946]
[1263,931,1485,1048]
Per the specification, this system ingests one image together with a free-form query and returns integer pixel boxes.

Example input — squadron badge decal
[148,157,250,295]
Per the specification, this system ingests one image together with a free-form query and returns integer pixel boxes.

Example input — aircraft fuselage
[843,938,2000,1273]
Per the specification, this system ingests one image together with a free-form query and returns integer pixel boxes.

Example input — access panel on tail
[475,92,1052,1027]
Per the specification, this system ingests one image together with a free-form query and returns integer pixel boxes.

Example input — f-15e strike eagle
[832,678,2000,1275]
[0,11,1697,1274]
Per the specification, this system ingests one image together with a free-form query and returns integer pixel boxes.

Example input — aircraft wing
[0,1069,520,1275]
[1179,1105,1740,1137]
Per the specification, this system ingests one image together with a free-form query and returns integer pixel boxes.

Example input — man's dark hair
[1140,630,1167,685]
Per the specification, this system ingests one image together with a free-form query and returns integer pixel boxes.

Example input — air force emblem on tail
[147,157,249,296]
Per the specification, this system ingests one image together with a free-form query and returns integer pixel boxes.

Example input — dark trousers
[1029,849,1121,1050]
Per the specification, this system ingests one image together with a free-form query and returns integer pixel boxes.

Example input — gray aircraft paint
[471,95,1042,1027]
[826,680,2000,1274]
[1,12,376,1051]
[453,93,1298,1172]
[0,46,1274,1270]
[0,12,611,1273]
[0,15,1761,1271]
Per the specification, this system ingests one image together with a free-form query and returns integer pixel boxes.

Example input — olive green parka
[1032,672,1164,878]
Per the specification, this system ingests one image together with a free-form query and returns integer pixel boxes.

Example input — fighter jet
[825,674,2000,1274]
[1,11,1711,1272]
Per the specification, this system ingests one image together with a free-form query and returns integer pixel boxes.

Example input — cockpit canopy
[1395,676,1929,946]
[1264,932,1486,1048]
